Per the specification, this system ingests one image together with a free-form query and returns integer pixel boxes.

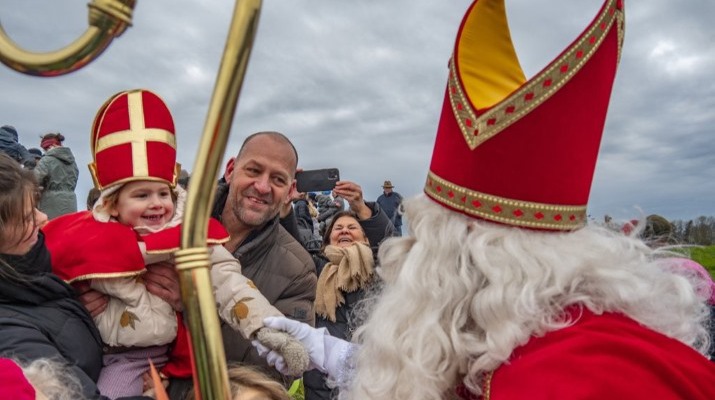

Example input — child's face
[111,181,175,229]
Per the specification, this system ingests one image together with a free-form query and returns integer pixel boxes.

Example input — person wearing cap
[34,132,79,220]
[43,90,307,398]
[376,180,403,236]
[28,147,43,162]
[255,1,715,399]
[0,124,36,169]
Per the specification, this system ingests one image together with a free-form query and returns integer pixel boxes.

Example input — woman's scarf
[315,242,375,322]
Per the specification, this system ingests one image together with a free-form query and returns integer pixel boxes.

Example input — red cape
[457,308,715,399]
[43,211,229,282]
[43,211,231,379]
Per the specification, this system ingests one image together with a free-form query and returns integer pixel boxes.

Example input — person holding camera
[303,180,395,400]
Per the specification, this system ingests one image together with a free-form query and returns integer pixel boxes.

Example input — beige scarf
[315,242,375,322]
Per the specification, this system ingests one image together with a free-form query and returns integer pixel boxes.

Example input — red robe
[456,308,715,399]
[43,210,230,378]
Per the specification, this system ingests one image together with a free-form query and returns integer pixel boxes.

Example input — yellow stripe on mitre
[457,0,526,110]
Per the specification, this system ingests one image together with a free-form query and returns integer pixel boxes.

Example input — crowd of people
[1,0,715,399]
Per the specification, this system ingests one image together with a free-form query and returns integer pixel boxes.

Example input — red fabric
[90,89,177,189]
[44,211,231,379]
[40,137,60,150]
[467,309,715,399]
[0,358,35,399]
[161,314,193,378]
[43,211,145,282]
[143,218,229,253]
[427,0,622,230]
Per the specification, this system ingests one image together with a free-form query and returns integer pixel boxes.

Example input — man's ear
[285,180,297,205]
[223,157,236,181]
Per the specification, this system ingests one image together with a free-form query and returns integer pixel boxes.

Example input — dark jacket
[0,232,105,399]
[304,202,394,400]
[211,182,317,381]
[0,125,35,169]
[34,146,79,219]
[376,191,403,228]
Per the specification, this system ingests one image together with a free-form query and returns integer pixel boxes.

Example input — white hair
[18,358,86,400]
[341,195,710,400]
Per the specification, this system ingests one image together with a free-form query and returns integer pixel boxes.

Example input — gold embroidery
[425,171,586,231]
[451,0,624,150]
[483,371,493,400]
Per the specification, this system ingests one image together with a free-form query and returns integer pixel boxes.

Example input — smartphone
[295,168,340,193]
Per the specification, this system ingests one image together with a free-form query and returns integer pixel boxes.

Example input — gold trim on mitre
[451,0,624,150]
[425,171,587,230]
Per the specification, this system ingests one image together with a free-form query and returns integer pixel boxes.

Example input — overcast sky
[1,0,713,224]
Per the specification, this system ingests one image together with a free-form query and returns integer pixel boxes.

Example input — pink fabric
[0,358,35,399]
[669,258,715,304]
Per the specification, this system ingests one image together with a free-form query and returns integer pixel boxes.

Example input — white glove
[253,316,354,378]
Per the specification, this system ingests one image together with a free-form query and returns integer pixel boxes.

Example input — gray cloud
[1,0,713,224]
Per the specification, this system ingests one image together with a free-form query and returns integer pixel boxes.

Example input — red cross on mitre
[89,89,178,190]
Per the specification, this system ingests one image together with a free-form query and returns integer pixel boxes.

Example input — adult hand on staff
[332,180,371,220]
[144,262,183,312]
[73,281,108,318]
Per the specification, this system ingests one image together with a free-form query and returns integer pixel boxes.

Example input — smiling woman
[0,152,105,399]
[305,180,397,400]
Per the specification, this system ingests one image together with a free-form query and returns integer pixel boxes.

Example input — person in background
[35,132,79,219]
[28,147,43,164]
[0,153,105,399]
[375,180,403,236]
[257,1,715,399]
[304,180,394,400]
[0,125,36,169]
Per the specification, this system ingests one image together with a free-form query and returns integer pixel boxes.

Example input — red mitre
[89,89,179,190]
[44,211,230,282]
[425,0,624,230]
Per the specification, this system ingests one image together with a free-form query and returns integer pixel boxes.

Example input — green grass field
[689,246,715,278]
[673,245,715,278]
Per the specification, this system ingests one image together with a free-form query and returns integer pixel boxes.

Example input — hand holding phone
[295,168,340,193]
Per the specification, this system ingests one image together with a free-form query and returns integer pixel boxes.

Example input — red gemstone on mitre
[436,186,443,193]
[524,92,534,101]
[487,118,496,126]
[576,50,584,58]
[560,65,569,73]
[505,105,515,114]
[569,215,577,221]
[448,191,455,199]
[492,205,502,213]
[472,200,482,208]
[473,129,479,136]
[513,209,524,217]
[543,79,552,87]
[465,119,473,127]
[554,214,563,221]
[457,103,464,111]
[460,196,467,203]
[535,212,545,220]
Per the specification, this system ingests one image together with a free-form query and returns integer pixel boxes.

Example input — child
[43,89,306,398]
